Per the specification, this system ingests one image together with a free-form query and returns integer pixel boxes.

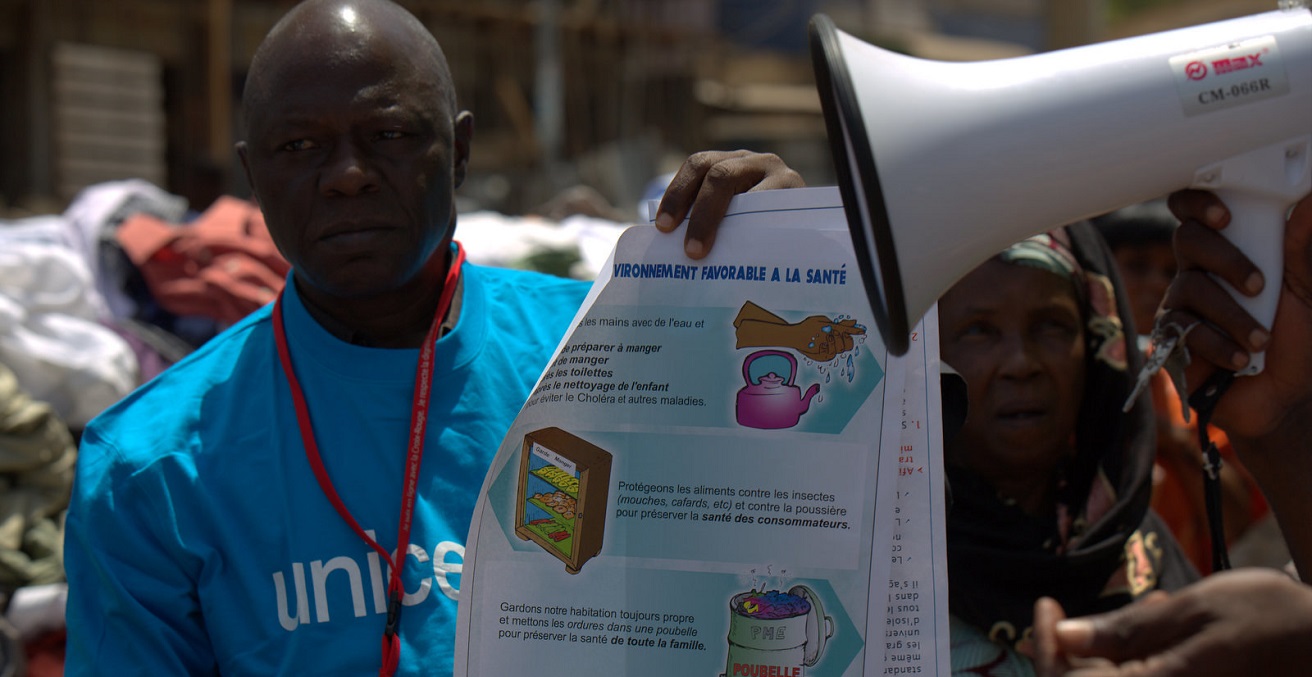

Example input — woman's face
[939,259,1087,498]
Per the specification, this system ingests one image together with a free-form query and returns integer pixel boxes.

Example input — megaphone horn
[810,7,1312,374]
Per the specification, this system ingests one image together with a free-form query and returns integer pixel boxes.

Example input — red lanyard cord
[272,244,465,677]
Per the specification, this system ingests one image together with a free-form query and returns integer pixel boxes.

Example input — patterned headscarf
[997,230,1126,372]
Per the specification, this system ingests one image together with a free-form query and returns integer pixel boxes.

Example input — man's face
[239,39,470,300]
[938,259,1087,488]
[1112,242,1176,337]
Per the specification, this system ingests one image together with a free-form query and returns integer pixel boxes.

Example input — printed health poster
[455,187,948,676]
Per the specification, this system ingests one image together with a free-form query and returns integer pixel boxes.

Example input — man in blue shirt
[62,1,803,674]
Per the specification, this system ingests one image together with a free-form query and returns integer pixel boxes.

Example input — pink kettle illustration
[736,350,819,429]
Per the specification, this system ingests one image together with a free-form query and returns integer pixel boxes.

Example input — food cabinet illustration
[514,427,612,574]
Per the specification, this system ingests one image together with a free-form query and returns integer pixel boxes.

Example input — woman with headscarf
[938,222,1197,675]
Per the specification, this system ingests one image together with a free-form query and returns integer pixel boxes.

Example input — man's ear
[236,141,259,205]
[452,111,474,189]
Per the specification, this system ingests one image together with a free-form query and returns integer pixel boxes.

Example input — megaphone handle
[1211,188,1288,376]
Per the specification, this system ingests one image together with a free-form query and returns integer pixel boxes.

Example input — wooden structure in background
[2,0,1269,216]
[51,43,167,201]
[0,0,722,215]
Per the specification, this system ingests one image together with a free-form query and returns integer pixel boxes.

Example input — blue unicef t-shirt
[64,262,590,676]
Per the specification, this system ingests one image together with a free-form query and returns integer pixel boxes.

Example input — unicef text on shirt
[272,532,463,631]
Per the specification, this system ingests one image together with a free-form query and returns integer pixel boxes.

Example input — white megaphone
[810,3,1312,374]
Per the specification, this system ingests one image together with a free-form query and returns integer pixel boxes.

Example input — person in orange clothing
[1093,201,1268,573]
[1145,363,1267,572]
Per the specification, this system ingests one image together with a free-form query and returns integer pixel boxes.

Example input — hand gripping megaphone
[810,3,1312,374]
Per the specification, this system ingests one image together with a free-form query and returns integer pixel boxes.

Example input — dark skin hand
[1034,569,1312,677]
[654,150,805,259]
[1154,191,1312,441]
[1156,191,1312,574]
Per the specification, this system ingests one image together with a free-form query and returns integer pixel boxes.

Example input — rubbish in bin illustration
[722,585,833,677]
[513,427,612,574]
[736,350,819,429]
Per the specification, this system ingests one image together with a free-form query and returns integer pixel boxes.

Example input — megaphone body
[811,6,1312,373]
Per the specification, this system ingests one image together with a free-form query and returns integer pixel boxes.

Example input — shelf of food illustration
[521,509,576,556]
[530,466,580,495]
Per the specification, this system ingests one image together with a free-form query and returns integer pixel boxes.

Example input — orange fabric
[1148,368,1268,573]
[23,629,64,677]
[117,197,290,325]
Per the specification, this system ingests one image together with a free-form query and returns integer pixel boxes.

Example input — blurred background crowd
[0,0,1289,674]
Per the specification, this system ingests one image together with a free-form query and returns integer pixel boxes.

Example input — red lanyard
[272,244,465,677]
